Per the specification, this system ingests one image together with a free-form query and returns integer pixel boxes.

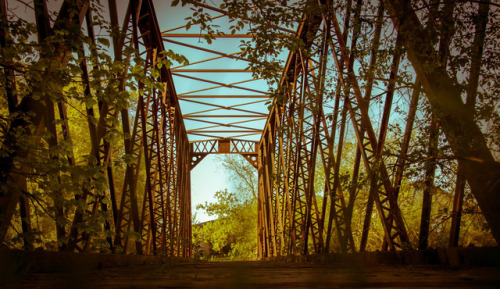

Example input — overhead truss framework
[162,2,271,147]
[0,0,499,259]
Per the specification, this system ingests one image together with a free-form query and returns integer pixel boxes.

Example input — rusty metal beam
[172,69,252,72]
[171,52,243,69]
[183,115,267,118]
[133,0,192,256]
[163,33,254,38]
[164,38,248,61]
[178,95,269,98]
[323,0,411,251]
[257,3,326,257]
[173,73,266,95]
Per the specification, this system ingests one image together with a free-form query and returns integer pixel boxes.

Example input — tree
[218,154,258,199]
[383,0,500,243]
[192,155,258,259]
[193,189,257,259]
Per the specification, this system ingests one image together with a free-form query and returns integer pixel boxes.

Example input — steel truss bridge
[0,0,499,260]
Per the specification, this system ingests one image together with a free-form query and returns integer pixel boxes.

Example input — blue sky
[191,154,230,223]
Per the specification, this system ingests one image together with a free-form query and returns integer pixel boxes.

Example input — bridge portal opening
[191,153,258,260]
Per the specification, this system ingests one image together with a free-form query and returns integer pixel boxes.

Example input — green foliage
[193,155,258,260]
[193,189,257,260]
[0,1,189,251]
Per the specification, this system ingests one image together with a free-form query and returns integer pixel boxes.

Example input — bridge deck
[4,261,500,288]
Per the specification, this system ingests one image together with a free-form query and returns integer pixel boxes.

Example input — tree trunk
[384,0,500,243]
